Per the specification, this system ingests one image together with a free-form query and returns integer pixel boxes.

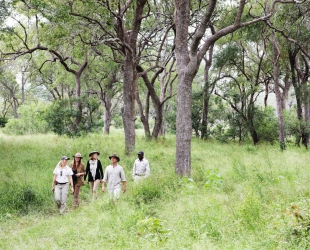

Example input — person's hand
[71,187,74,194]
[51,187,55,193]
[122,188,126,193]
[101,186,105,192]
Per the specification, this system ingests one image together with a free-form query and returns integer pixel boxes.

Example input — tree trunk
[201,31,215,139]
[273,32,286,150]
[103,95,112,135]
[136,87,151,138]
[72,74,82,133]
[122,56,136,154]
[174,0,192,176]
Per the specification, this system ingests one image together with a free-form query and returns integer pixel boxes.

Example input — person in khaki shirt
[69,152,85,208]
[132,151,150,182]
[101,154,126,205]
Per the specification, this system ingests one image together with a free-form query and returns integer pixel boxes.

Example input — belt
[56,182,68,185]
[135,173,146,176]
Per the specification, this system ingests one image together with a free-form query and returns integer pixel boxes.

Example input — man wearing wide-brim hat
[102,153,126,205]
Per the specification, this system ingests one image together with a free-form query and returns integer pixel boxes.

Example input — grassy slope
[0,130,310,249]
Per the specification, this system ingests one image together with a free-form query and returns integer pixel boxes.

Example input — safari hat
[109,153,120,162]
[89,151,100,157]
[60,156,70,160]
[73,152,83,159]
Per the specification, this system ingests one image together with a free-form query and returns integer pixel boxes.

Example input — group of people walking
[51,151,150,215]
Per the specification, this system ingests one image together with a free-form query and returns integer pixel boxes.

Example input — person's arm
[69,175,74,194]
[84,162,89,180]
[102,167,107,192]
[51,174,57,192]
[145,160,150,177]
[122,181,127,193]
[101,181,106,192]
[132,161,136,179]
[77,164,86,177]
[98,160,104,180]
[121,168,126,192]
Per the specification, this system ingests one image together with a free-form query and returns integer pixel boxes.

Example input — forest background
[1,1,310,248]
[0,0,310,176]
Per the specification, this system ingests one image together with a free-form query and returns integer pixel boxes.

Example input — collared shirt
[132,158,150,178]
[53,165,73,183]
[103,164,126,190]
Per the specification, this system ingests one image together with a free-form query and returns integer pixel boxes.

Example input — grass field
[0,129,310,249]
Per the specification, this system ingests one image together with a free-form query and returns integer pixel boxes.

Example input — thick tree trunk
[174,0,192,176]
[122,57,136,154]
[175,73,193,176]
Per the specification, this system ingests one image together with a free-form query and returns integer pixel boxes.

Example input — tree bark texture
[273,32,286,150]
[174,0,192,176]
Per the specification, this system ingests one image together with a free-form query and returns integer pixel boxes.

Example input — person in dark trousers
[84,151,103,200]
[69,152,85,208]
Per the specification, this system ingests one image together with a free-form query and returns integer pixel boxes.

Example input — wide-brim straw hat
[89,151,100,157]
[109,154,120,162]
[73,152,83,159]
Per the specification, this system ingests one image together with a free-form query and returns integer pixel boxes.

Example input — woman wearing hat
[51,156,74,215]
[69,152,86,208]
[84,151,103,200]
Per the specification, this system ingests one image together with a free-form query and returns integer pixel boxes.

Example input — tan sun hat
[109,153,120,162]
[89,151,100,157]
[73,152,83,158]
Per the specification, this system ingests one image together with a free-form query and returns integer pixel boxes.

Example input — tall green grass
[1,130,310,249]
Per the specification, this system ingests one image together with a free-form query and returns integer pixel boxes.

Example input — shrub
[3,103,49,135]
[0,184,45,215]
[0,116,8,127]
[131,178,162,204]
[254,106,279,144]
[204,168,223,191]
[137,217,171,241]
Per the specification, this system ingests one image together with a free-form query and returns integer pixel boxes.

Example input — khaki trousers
[89,179,101,200]
[54,183,69,215]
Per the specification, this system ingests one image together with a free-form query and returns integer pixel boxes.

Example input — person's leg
[113,188,121,205]
[54,185,61,209]
[73,183,81,208]
[92,179,101,200]
[89,181,94,193]
[134,175,143,183]
[59,183,69,215]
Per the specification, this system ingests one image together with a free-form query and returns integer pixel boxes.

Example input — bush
[0,184,45,215]
[0,116,8,127]
[254,106,279,144]
[3,103,49,135]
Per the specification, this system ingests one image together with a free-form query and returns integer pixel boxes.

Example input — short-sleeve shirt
[53,165,73,183]
[103,164,126,190]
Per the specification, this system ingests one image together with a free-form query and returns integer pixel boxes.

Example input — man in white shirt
[102,154,126,205]
[132,151,150,182]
